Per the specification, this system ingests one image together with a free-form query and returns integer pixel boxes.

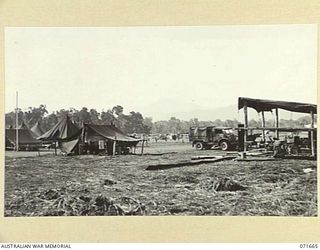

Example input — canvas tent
[38,116,80,141]
[83,124,141,155]
[38,116,81,155]
[5,127,41,150]
[30,121,45,138]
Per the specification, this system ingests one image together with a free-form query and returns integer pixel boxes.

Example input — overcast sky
[5,25,317,120]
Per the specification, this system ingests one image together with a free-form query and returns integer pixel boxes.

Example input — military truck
[189,126,238,151]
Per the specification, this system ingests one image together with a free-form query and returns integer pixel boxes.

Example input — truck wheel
[220,141,230,151]
[195,142,204,150]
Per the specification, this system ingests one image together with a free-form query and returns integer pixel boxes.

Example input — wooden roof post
[310,110,315,157]
[275,108,279,139]
[243,102,248,152]
[261,111,266,142]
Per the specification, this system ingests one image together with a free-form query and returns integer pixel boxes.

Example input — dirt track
[5,142,317,216]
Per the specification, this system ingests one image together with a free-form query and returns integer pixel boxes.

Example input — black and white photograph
[4,25,317,217]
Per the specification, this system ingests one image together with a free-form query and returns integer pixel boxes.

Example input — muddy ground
[4,141,317,216]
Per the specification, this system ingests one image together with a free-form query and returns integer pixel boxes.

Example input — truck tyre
[195,142,204,150]
[220,140,230,151]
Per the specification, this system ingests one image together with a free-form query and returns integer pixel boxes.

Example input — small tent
[30,121,45,138]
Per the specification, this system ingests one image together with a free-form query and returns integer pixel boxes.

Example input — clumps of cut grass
[163,175,199,184]
[5,187,147,216]
[200,177,247,192]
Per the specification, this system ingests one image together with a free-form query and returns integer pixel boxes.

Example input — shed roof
[238,97,317,114]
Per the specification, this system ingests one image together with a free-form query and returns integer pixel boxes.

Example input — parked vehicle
[189,126,238,151]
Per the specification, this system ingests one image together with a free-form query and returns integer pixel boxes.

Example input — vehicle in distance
[189,126,238,151]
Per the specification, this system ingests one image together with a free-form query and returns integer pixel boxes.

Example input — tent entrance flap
[60,138,79,155]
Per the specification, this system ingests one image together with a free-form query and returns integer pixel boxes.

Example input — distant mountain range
[139,98,306,121]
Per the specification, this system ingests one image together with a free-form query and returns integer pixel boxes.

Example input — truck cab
[189,126,238,151]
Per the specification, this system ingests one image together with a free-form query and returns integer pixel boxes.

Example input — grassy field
[5,142,317,216]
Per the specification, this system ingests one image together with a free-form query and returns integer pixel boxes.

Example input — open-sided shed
[238,97,317,156]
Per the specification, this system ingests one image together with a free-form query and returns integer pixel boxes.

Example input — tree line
[5,105,314,135]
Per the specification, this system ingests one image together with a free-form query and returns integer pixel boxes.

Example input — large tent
[5,128,41,150]
[83,124,141,155]
[30,121,45,138]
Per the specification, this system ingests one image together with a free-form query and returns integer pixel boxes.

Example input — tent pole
[79,122,84,155]
[54,141,57,156]
[310,110,315,157]
[113,136,116,156]
[141,136,145,156]
[261,111,266,142]
[243,102,248,152]
[15,91,19,152]
[275,108,279,139]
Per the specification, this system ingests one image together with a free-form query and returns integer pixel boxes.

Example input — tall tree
[101,109,117,126]
[23,105,48,127]
[90,109,100,124]
[79,107,91,123]
[112,105,124,117]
